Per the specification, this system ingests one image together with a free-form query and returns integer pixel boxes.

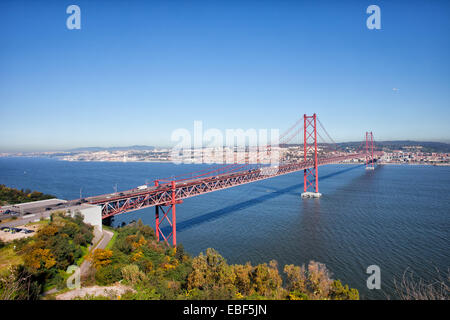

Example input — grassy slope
[0,246,23,275]
[104,226,117,251]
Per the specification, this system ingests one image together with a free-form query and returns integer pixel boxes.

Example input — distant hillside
[281,141,450,153]
[65,142,449,153]
[68,145,155,152]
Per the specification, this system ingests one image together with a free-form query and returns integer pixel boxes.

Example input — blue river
[0,157,449,299]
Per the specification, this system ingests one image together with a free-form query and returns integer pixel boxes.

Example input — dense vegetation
[0,184,55,206]
[0,212,94,299]
[1,216,358,300]
[87,220,359,300]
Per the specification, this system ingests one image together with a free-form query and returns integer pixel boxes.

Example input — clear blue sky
[1,0,449,152]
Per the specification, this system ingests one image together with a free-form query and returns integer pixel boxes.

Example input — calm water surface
[0,157,449,299]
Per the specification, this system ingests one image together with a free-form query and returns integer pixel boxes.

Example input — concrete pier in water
[301,192,322,198]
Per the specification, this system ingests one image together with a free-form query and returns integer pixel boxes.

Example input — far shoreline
[1,156,449,166]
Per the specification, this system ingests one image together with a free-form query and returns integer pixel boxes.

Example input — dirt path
[56,283,133,300]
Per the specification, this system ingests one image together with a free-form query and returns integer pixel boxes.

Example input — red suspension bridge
[86,114,383,246]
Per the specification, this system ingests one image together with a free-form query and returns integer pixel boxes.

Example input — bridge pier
[301,192,322,198]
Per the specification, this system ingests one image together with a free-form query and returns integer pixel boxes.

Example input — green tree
[232,263,253,296]
[250,260,284,298]
[330,280,359,300]
[306,261,333,299]
[284,264,307,293]
[187,248,236,299]
[23,247,56,271]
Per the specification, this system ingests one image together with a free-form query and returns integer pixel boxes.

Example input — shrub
[91,249,113,269]
[95,264,123,285]
[114,237,133,254]
[121,264,147,285]
[61,222,79,238]
[307,261,333,299]
[122,287,161,300]
[330,280,359,300]
[250,260,283,298]
[0,265,41,300]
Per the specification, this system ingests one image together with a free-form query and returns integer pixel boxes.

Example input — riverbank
[378,162,450,166]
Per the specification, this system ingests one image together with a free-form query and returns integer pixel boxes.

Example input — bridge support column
[154,181,181,247]
[301,113,322,198]
[155,205,160,242]
[172,181,177,247]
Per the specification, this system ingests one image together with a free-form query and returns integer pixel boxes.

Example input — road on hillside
[80,229,114,279]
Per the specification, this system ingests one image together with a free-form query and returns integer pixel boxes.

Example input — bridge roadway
[86,151,383,219]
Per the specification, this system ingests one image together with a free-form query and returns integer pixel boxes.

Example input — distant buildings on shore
[1,145,449,166]
[380,151,450,165]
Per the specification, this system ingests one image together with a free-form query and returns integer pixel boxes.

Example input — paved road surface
[80,229,114,280]
[0,212,52,228]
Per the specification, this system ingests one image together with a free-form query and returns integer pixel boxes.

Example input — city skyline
[1,0,450,152]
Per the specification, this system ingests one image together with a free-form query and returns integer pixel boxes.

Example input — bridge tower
[365,131,375,170]
[154,180,182,247]
[301,113,322,198]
